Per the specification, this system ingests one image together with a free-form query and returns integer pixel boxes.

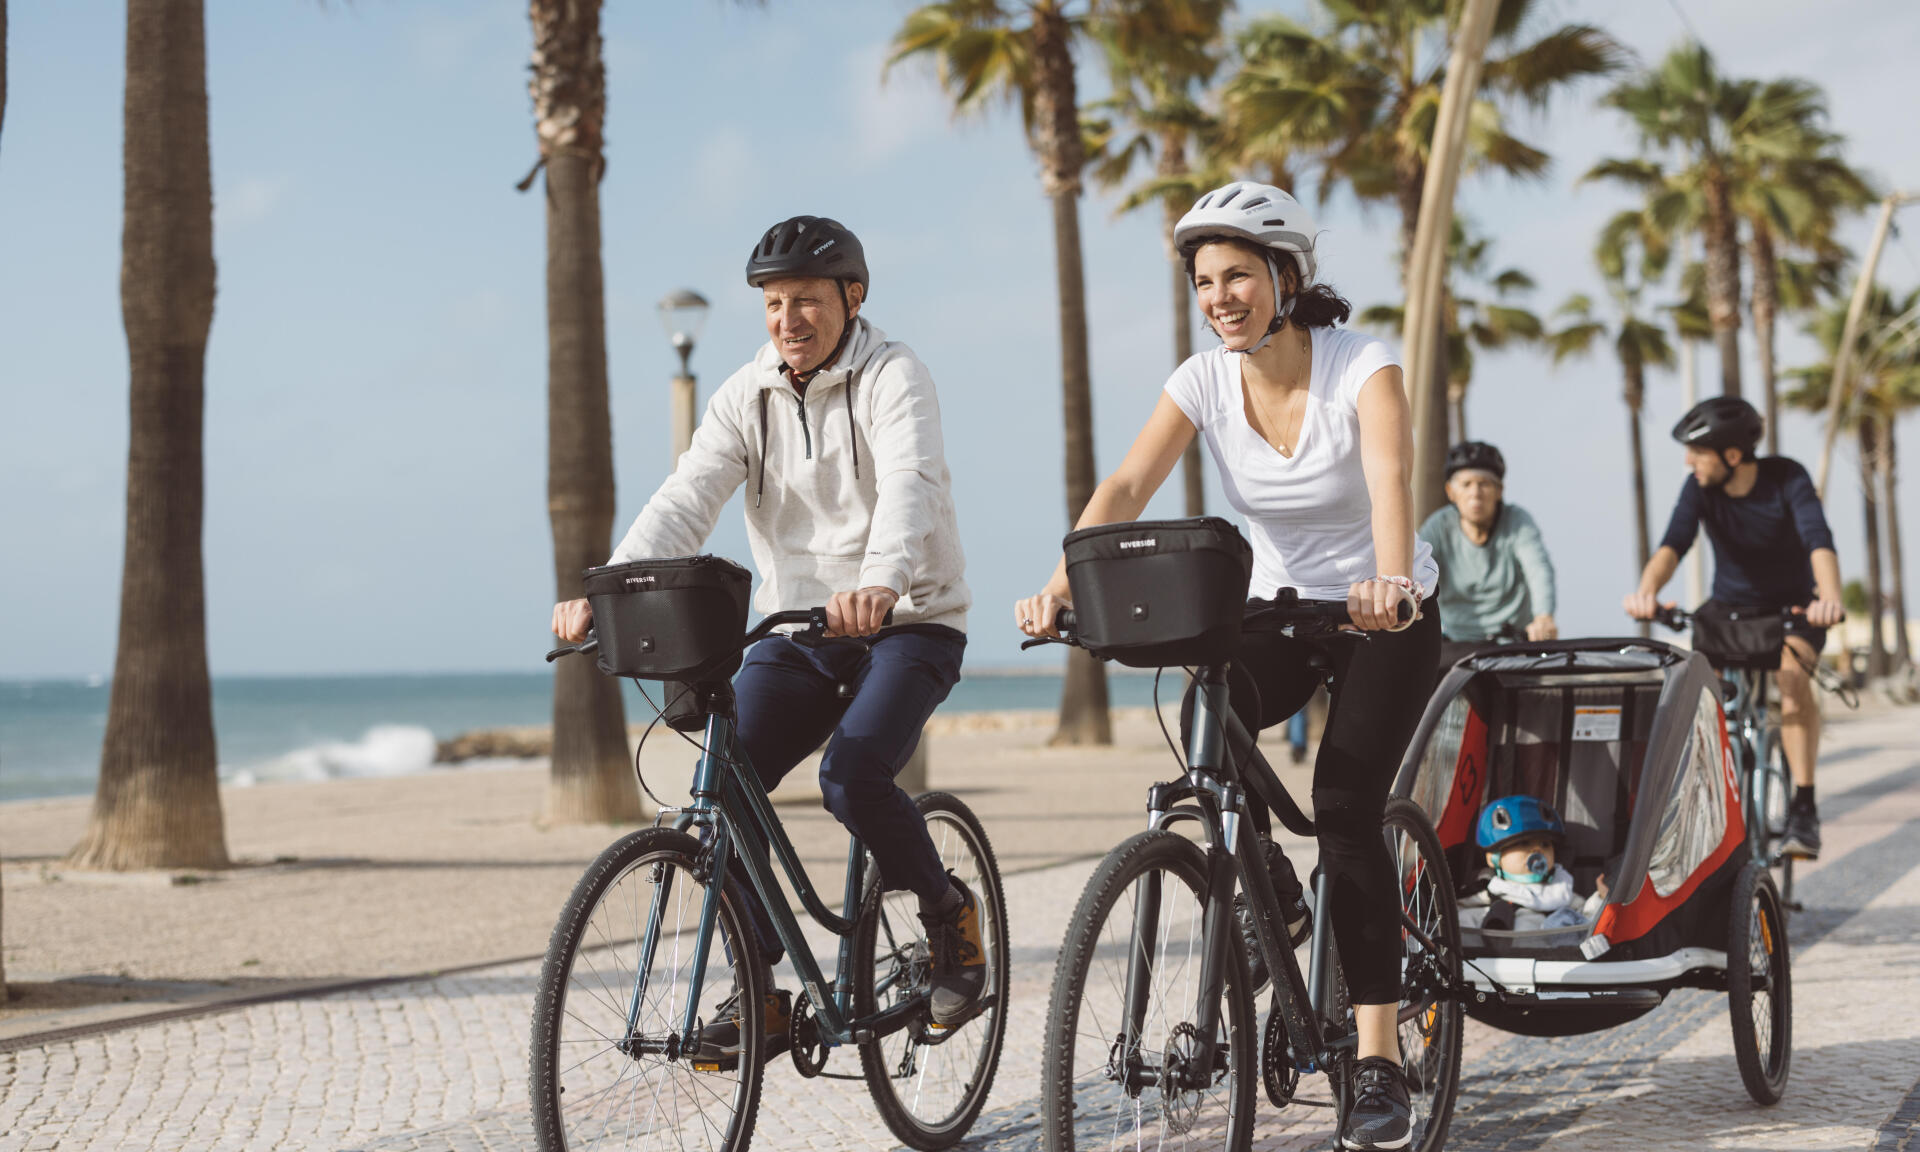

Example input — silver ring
[1021,618,1033,626]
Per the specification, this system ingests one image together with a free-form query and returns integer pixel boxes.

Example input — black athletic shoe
[1341,1055,1413,1150]
[1779,804,1822,860]
[693,985,790,1070]
[1234,839,1313,992]
[919,875,987,1026]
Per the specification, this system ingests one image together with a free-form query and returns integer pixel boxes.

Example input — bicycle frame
[628,708,926,1056]
[1114,664,1346,1095]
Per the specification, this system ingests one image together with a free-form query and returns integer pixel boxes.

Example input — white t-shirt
[1164,327,1440,601]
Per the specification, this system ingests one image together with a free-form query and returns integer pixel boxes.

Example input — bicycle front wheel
[1383,797,1464,1152]
[1042,829,1255,1152]
[530,827,764,1152]
[854,791,1011,1150]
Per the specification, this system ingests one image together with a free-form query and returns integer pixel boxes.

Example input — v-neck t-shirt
[1163,328,1439,601]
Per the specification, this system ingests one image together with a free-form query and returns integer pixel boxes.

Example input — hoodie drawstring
[754,353,875,506]
[755,389,771,508]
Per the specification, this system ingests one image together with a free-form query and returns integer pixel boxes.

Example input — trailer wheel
[1727,859,1791,1104]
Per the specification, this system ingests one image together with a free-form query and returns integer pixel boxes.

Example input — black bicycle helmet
[745,215,869,294]
[1672,396,1763,455]
[1445,441,1507,481]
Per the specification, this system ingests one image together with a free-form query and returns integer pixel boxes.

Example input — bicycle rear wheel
[1042,829,1255,1152]
[853,791,1010,1150]
[530,827,764,1152]
[1382,797,1464,1152]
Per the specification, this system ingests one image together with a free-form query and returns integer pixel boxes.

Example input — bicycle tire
[853,792,1010,1150]
[530,827,764,1152]
[1382,797,1464,1152]
[1728,859,1792,1104]
[1042,829,1256,1152]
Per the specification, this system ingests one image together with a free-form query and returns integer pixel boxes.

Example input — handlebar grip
[1055,607,1076,633]
[1394,600,1414,626]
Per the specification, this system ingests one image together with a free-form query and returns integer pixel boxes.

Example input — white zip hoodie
[610,317,970,632]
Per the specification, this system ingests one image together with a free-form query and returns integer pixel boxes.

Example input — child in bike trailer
[551,215,984,1063]
[1458,795,1608,934]
[1624,396,1845,859]
[1018,180,1439,1152]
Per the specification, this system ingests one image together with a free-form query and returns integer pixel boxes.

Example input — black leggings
[1183,606,1440,1005]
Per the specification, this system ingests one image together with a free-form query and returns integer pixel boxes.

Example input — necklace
[1244,327,1312,457]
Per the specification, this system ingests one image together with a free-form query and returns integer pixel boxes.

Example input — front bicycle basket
[582,555,751,681]
[1063,517,1252,668]
[1689,602,1786,670]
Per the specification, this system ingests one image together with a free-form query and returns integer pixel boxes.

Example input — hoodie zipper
[794,393,813,459]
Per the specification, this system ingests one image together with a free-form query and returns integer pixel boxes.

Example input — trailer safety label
[1572,706,1622,741]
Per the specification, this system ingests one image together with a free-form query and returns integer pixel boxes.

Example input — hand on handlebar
[1622,591,1668,622]
[825,586,899,638]
[1800,598,1845,628]
[1015,591,1074,639]
[553,598,593,643]
[1345,580,1416,633]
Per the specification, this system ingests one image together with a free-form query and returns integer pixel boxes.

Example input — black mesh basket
[1063,517,1253,668]
[582,555,752,681]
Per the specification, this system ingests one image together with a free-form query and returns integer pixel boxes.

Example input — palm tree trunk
[1749,220,1779,453]
[1701,172,1744,398]
[1162,186,1203,518]
[72,0,229,871]
[1448,384,1466,444]
[1858,415,1888,679]
[530,0,639,822]
[1882,422,1910,670]
[1625,358,1652,639]
[1,0,8,993]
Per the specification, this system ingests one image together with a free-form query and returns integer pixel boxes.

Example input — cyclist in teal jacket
[1419,441,1558,660]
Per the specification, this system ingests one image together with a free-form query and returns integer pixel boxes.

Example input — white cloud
[216,176,287,230]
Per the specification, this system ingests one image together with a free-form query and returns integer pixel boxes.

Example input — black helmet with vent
[1672,396,1763,456]
[745,215,869,294]
[1445,441,1507,481]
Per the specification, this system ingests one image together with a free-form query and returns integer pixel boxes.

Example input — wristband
[1372,575,1426,604]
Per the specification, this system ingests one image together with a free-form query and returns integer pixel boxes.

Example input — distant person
[1419,441,1558,667]
[551,215,983,1063]
[1623,396,1844,858]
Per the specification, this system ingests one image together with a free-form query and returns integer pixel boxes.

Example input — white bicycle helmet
[1175,182,1320,353]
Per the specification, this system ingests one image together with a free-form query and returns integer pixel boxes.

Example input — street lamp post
[657,289,710,464]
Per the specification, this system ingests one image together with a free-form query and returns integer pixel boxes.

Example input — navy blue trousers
[730,625,966,962]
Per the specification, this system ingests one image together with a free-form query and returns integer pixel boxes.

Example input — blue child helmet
[1476,795,1566,852]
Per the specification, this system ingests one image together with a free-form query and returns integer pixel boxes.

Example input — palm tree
[1547,211,1676,627]
[524,0,640,822]
[1223,0,1625,510]
[2,0,8,993]
[891,0,1116,744]
[71,0,230,870]
[1785,285,1920,682]
[1358,218,1544,442]
[1733,80,1873,452]
[1086,0,1232,519]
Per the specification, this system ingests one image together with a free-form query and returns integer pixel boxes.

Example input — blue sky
[2,0,1917,678]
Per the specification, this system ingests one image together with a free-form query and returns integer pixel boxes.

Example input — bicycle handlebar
[547,606,893,663]
[1650,604,1843,634]
[1018,591,1411,653]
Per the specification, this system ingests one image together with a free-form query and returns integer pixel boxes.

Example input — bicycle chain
[1261,1004,1300,1108]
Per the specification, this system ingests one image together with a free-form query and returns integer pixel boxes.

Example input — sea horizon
[0,666,1172,805]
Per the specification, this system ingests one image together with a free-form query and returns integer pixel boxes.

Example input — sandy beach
[1,704,1308,1041]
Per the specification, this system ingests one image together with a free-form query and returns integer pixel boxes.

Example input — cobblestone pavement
[4,710,1918,1152]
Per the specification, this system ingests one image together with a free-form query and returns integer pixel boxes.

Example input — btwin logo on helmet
[1119,538,1157,551]
[812,238,837,256]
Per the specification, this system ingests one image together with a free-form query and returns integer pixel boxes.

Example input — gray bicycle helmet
[1445,441,1507,481]
[1672,396,1763,455]
[745,215,869,294]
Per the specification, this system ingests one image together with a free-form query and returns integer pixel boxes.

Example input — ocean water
[0,668,1170,804]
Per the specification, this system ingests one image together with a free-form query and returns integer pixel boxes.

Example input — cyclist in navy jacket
[1624,397,1844,857]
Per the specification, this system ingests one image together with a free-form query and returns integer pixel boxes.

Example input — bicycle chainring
[1262,1004,1300,1108]
[788,991,828,1078]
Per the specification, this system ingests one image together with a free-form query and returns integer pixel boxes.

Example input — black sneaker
[1341,1055,1412,1150]
[1234,840,1313,992]
[692,985,791,1071]
[919,875,987,1026]
[1779,804,1821,860]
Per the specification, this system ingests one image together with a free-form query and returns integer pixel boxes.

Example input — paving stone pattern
[4,716,1919,1152]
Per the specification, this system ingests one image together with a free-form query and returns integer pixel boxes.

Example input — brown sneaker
[692,985,790,1071]
[918,875,987,1026]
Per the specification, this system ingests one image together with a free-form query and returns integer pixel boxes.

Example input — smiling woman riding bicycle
[1018,181,1439,1151]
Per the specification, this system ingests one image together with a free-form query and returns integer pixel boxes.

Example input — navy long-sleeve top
[1657,456,1836,606]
